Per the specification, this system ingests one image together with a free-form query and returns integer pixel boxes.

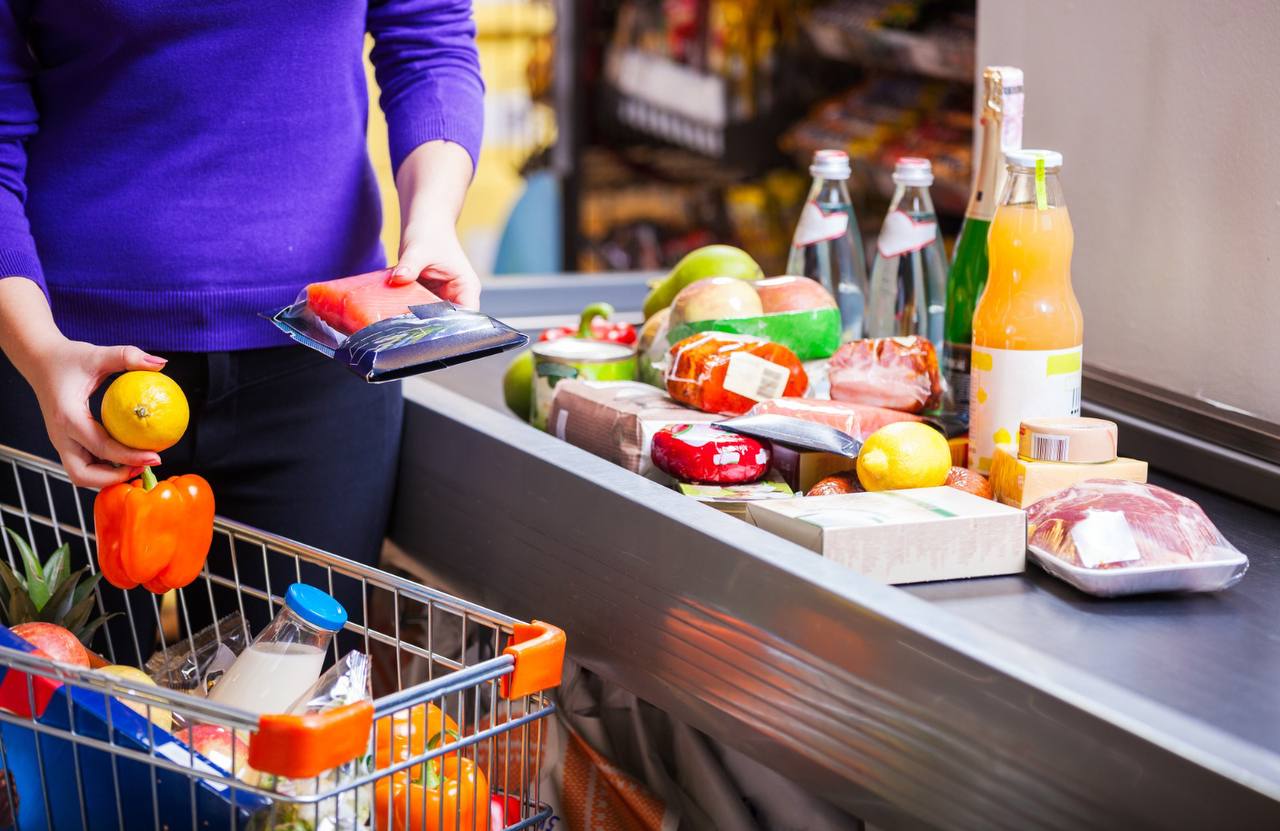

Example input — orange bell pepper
[374,733,489,831]
[93,467,215,593]
[375,703,459,778]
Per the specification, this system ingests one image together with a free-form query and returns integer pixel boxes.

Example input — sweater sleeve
[0,3,42,296]
[367,0,485,175]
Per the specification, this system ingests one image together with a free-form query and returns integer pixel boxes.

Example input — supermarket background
[365,0,1280,432]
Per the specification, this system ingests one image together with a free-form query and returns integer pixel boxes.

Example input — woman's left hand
[387,140,481,310]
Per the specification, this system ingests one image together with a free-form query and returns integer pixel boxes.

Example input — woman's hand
[0,276,162,488]
[386,140,481,310]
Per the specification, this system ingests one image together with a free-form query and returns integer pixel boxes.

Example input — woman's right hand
[26,338,167,488]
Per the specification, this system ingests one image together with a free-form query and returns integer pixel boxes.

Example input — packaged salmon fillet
[266,268,527,382]
[746,397,922,439]
[828,336,942,413]
[665,332,807,415]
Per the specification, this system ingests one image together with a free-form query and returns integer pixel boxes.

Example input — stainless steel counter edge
[392,377,1280,830]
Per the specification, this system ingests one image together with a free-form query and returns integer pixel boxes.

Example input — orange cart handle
[249,699,374,778]
[500,620,566,700]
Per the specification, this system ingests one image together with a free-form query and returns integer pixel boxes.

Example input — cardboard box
[678,479,793,521]
[768,444,856,493]
[989,445,1148,508]
[548,380,720,477]
[748,487,1026,584]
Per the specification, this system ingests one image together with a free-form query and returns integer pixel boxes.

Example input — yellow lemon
[102,371,189,452]
[856,422,952,492]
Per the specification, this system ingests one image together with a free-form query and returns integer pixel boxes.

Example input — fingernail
[144,355,166,366]
[147,455,161,466]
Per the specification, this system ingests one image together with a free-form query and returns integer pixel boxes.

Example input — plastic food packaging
[665,332,808,415]
[746,397,921,439]
[678,479,794,520]
[944,466,992,500]
[829,336,942,413]
[145,612,248,695]
[719,414,861,457]
[651,423,770,484]
[806,472,861,497]
[267,268,527,382]
[1025,479,1249,596]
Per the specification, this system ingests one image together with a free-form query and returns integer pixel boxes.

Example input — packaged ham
[828,336,942,413]
[1025,479,1249,596]
[651,423,770,484]
[746,398,921,439]
[665,332,808,416]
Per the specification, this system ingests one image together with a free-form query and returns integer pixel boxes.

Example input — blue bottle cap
[284,583,347,632]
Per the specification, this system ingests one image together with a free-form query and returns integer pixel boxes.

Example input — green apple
[101,664,172,732]
[502,350,535,421]
[642,245,762,320]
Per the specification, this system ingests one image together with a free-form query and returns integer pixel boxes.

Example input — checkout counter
[389,273,1280,830]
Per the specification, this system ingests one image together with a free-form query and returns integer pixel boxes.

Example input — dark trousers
[0,345,402,665]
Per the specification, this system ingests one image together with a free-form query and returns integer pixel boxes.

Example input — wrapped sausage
[665,332,808,416]
[747,397,921,439]
[829,336,942,413]
[806,472,861,497]
[651,423,770,484]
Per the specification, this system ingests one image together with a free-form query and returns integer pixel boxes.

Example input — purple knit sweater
[0,1,483,352]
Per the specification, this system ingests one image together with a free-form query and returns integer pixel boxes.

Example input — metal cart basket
[0,443,564,830]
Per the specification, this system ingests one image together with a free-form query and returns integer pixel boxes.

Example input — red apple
[186,724,260,785]
[755,275,837,314]
[11,623,89,668]
[669,277,763,329]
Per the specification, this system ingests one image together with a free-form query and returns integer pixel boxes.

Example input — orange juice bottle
[968,150,1083,472]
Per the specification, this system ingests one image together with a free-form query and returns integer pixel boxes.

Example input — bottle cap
[1006,149,1063,170]
[810,149,851,180]
[1018,417,1119,463]
[285,583,348,632]
[892,157,933,186]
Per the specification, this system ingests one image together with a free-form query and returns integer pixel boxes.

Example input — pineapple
[0,528,115,646]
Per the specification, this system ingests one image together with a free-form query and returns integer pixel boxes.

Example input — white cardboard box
[748,487,1026,584]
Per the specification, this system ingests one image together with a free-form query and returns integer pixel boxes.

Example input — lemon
[856,422,952,492]
[102,371,189,452]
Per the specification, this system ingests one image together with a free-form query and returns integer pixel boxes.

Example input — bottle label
[793,201,849,247]
[943,341,972,409]
[876,210,939,258]
[967,345,1082,473]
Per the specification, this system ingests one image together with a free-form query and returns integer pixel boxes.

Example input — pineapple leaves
[76,613,116,647]
[44,543,71,595]
[0,530,114,645]
[39,567,82,627]
[5,528,47,609]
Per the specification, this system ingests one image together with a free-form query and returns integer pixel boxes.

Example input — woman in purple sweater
[0,2,484,647]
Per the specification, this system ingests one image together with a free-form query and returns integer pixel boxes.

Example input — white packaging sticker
[154,742,230,792]
[1069,509,1142,568]
[722,352,790,402]
[793,201,849,247]
[554,408,570,440]
[876,210,939,258]
[968,345,1082,473]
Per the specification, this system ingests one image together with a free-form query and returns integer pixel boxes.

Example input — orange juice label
[967,345,1082,473]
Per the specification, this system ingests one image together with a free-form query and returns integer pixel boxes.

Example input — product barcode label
[722,352,790,402]
[1031,433,1070,462]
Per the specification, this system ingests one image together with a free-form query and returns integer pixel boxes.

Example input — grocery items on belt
[770,445,859,493]
[666,275,843,361]
[829,336,942,413]
[806,472,861,497]
[651,424,770,484]
[944,466,992,499]
[93,469,215,593]
[786,149,869,341]
[944,67,1024,424]
[1025,480,1249,596]
[642,244,763,320]
[502,350,535,419]
[101,370,189,452]
[547,380,721,477]
[968,149,1083,473]
[678,480,794,520]
[719,414,861,457]
[747,397,922,438]
[637,307,673,387]
[855,421,951,492]
[749,487,1025,584]
[0,529,113,648]
[207,583,346,716]
[665,332,807,415]
[866,157,948,351]
[990,417,1148,508]
[269,268,527,382]
[531,338,637,430]
[539,302,638,345]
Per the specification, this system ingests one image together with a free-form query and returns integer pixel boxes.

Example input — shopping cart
[0,443,564,830]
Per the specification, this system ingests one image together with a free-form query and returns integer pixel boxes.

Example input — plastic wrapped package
[1025,479,1249,596]
[828,336,942,413]
[145,612,248,696]
[651,424,770,484]
[665,333,808,415]
[719,415,861,457]
[747,397,921,439]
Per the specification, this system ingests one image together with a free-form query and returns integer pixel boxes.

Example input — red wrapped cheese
[829,336,942,413]
[665,332,808,416]
[651,424,770,484]
[747,397,921,439]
